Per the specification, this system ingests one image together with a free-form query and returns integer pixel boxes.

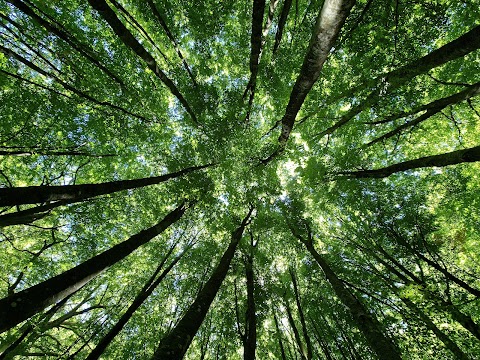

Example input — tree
[1,0,480,358]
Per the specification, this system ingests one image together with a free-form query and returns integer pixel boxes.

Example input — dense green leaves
[1,0,480,358]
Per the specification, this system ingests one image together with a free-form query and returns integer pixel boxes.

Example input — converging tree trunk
[244,0,266,122]
[278,0,356,145]
[272,0,293,55]
[399,295,470,360]
[273,312,288,360]
[6,0,124,86]
[284,296,308,360]
[386,226,480,299]
[86,241,191,359]
[87,0,197,124]
[319,25,480,137]
[370,241,480,341]
[243,235,257,360]
[340,145,480,178]
[0,163,210,207]
[0,203,186,333]
[152,207,253,360]
[366,82,480,146]
[290,224,402,360]
[290,268,313,360]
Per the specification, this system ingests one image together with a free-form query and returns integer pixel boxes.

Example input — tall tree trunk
[278,0,356,145]
[319,25,480,137]
[290,268,313,360]
[399,296,470,360]
[273,0,293,55]
[0,203,186,334]
[309,318,335,360]
[0,200,67,227]
[244,0,266,122]
[145,0,197,86]
[86,241,189,359]
[243,239,257,360]
[387,227,480,299]
[152,207,253,360]
[0,44,146,121]
[0,164,210,207]
[86,0,197,124]
[274,311,288,360]
[366,82,480,146]
[246,0,265,96]
[371,242,480,341]
[291,227,402,360]
[6,0,124,86]
[0,149,115,157]
[285,297,307,360]
[340,145,480,178]
[0,290,76,359]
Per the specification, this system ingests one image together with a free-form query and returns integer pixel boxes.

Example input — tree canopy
[1,0,480,358]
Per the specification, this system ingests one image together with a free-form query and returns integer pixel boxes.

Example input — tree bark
[245,0,266,98]
[0,203,186,334]
[278,0,356,145]
[291,228,402,360]
[367,82,480,146]
[87,0,197,124]
[372,241,480,341]
[0,200,69,227]
[0,149,115,157]
[273,0,293,55]
[386,227,480,298]
[86,242,188,359]
[319,25,480,137]
[0,164,210,207]
[6,0,124,87]
[274,312,288,360]
[366,82,480,126]
[285,297,307,360]
[152,207,253,360]
[290,268,313,360]
[244,0,266,122]
[309,318,335,360]
[243,249,257,360]
[399,296,470,360]
[0,44,146,121]
[145,0,197,86]
[341,145,480,178]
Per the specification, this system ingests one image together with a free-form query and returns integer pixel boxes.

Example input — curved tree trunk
[243,238,257,360]
[319,25,480,137]
[273,0,293,55]
[366,82,480,146]
[0,203,186,333]
[372,242,480,341]
[6,0,124,86]
[145,0,197,86]
[273,312,288,360]
[290,268,313,360]
[399,296,470,360]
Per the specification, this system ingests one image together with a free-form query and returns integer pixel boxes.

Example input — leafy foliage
[1,0,480,358]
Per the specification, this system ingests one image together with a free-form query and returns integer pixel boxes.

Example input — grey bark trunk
[0,203,186,333]
[341,145,480,178]
[152,207,253,359]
